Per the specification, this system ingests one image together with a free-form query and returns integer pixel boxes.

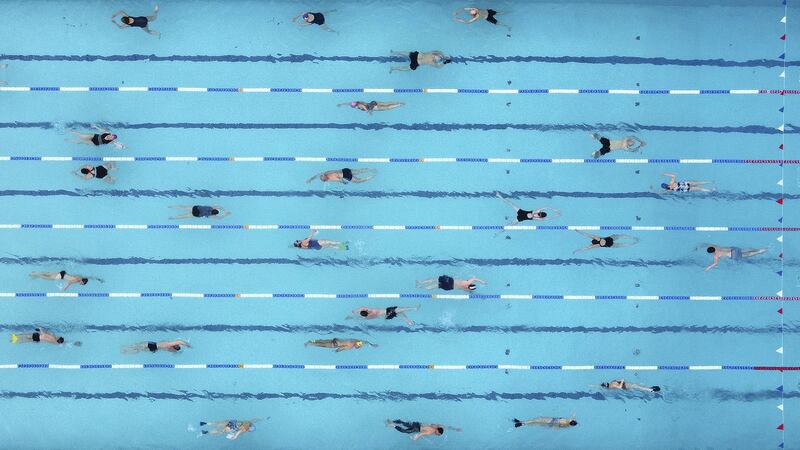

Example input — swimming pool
[0,0,797,448]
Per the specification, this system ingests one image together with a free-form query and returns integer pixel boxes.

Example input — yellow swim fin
[10,333,18,344]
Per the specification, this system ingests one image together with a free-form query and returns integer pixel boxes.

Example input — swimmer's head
[293,240,303,248]
[652,386,661,392]
[121,16,133,25]
[443,58,452,65]
[569,420,578,426]
[436,427,444,435]
[57,337,65,344]
[354,341,363,348]
[350,101,358,108]
[467,283,477,291]
[660,183,670,190]
[707,246,716,253]
[359,310,369,317]
[601,382,609,388]
[80,168,91,175]
[536,211,547,218]
[302,13,311,22]
[108,134,118,140]
[81,278,89,285]
[172,345,181,351]
[211,209,220,216]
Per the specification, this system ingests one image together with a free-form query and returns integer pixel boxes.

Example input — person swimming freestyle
[416,276,486,292]
[453,7,511,31]
[590,133,646,158]
[346,305,420,326]
[293,230,348,250]
[199,419,258,440]
[10,327,66,345]
[304,338,378,352]
[596,379,661,393]
[292,10,336,32]
[513,415,577,429]
[660,173,715,193]
[337,101,404,115]
[703,244,767,272]
[169,205,231,220]
[112,5,160,37]
[121,339,191,354]
[306,168,378,184]
[29,271,103,291]
[386,419,462,441]
[390,51,452,72]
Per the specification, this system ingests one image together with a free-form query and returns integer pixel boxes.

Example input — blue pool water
[0,0,798,448]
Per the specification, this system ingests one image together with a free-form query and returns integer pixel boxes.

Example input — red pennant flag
[778,308,783,314]
[781,34,787,40]
[779,252,784,259]
[777,424,784,430]
[779,144,784,150]
[777,198,784,205]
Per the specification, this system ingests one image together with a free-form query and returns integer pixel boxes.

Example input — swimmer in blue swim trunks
[416,275,486,292]
[347,305,420,326]
[112,5,160,37]
[573,230,639,253]
[306,168,378,184]
[169,205,231,220]
[390,50,452,72]
[660,173,715,193]
[590,133,646,158]
[703,244,767,272]
[293,230,348,250]
[199,419,258,440]
[292,10,336,32]
[513,415,577,429]
[338,100,405,115]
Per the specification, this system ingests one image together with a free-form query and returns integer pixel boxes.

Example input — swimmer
[590,133,646,158]
[121,339,191,354]
[169,205,231,220]
[513,415,577,429]
[596,379,661,393]
[199,419,258,440]
[337,100,404,115]
[416,275,486,292]
[660,173,715,193]
[112,5,160,37]
[10,327,65,345]
[66,125,125,149]
[74,162,117,184]
[453,7,510,30]
[291,10,336,33]
[390,50,452,72]
[347,305,420,326]
[306,168,378,184]
[386,419,462,441]
[29,271,103,291]
[703,244,767,272]
[573,230,639,253]
[304,338,378,352]
[293,230,348,250]
[496,192,560,225]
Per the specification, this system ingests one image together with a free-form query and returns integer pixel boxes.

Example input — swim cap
[57,337,65,344]
[350,101,358,107]
[355,341,363,348]
[110,134,117,140]
[660,183,669,190]
[302,13,310,20]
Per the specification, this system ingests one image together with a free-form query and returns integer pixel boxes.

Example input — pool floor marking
[2,292,798,301]
[2,223,797,232]
[3,155,799,165]
[2,86,800,95]
[2,364,799,371]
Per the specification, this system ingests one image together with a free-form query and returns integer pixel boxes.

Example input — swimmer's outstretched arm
[661,173,677,184]
[102,175,116,184]
[495,192,520,211]
[574,230,600,240]
[574,244,598,254]
[704,254,719,272]
[291,13,311,26]
[306,172,326,183]
[453,8,479,23]
[627,136,646,151]
[467,277,486,285]
[361,340,378,348]
[111,11,129,28]
[390,66,412,73]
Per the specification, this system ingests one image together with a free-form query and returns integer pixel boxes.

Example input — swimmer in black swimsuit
[304,338,378,352]
[573,230,639,253]
[292,10,337,32]
[590,133,646,158]
[417,275,486,292]
[596,379,661,393]
[76,162,117,184]
[390,51,452,72]
[306,168,378,184]
[67,125,125,149]
[453,7,511,31]
[169,205,231,220]
[346,305,420,326]
[112,5,160,37]
[11,327,66,345]
[121,339,191,354]
[29,271,101,291]
[386,420,461,441]
[338,100,405,115]
[495,192,560,227]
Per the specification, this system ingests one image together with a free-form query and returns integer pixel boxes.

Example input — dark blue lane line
[0,189,790,202]
[1,53,797,68]
[1,323,794,334]
[0,389,791,401]
[0,122,795,135]
[0,256,784,269]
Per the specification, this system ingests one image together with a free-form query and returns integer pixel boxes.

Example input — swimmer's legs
[305,339,337,348]
[416,279,437,290]
[67,132,94,145]
[29,271,61,280]
[742,248,767,258]
[495,192,521,211]
[142,26,160,37]
[147,4,159,21]
[14,334,35,343]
